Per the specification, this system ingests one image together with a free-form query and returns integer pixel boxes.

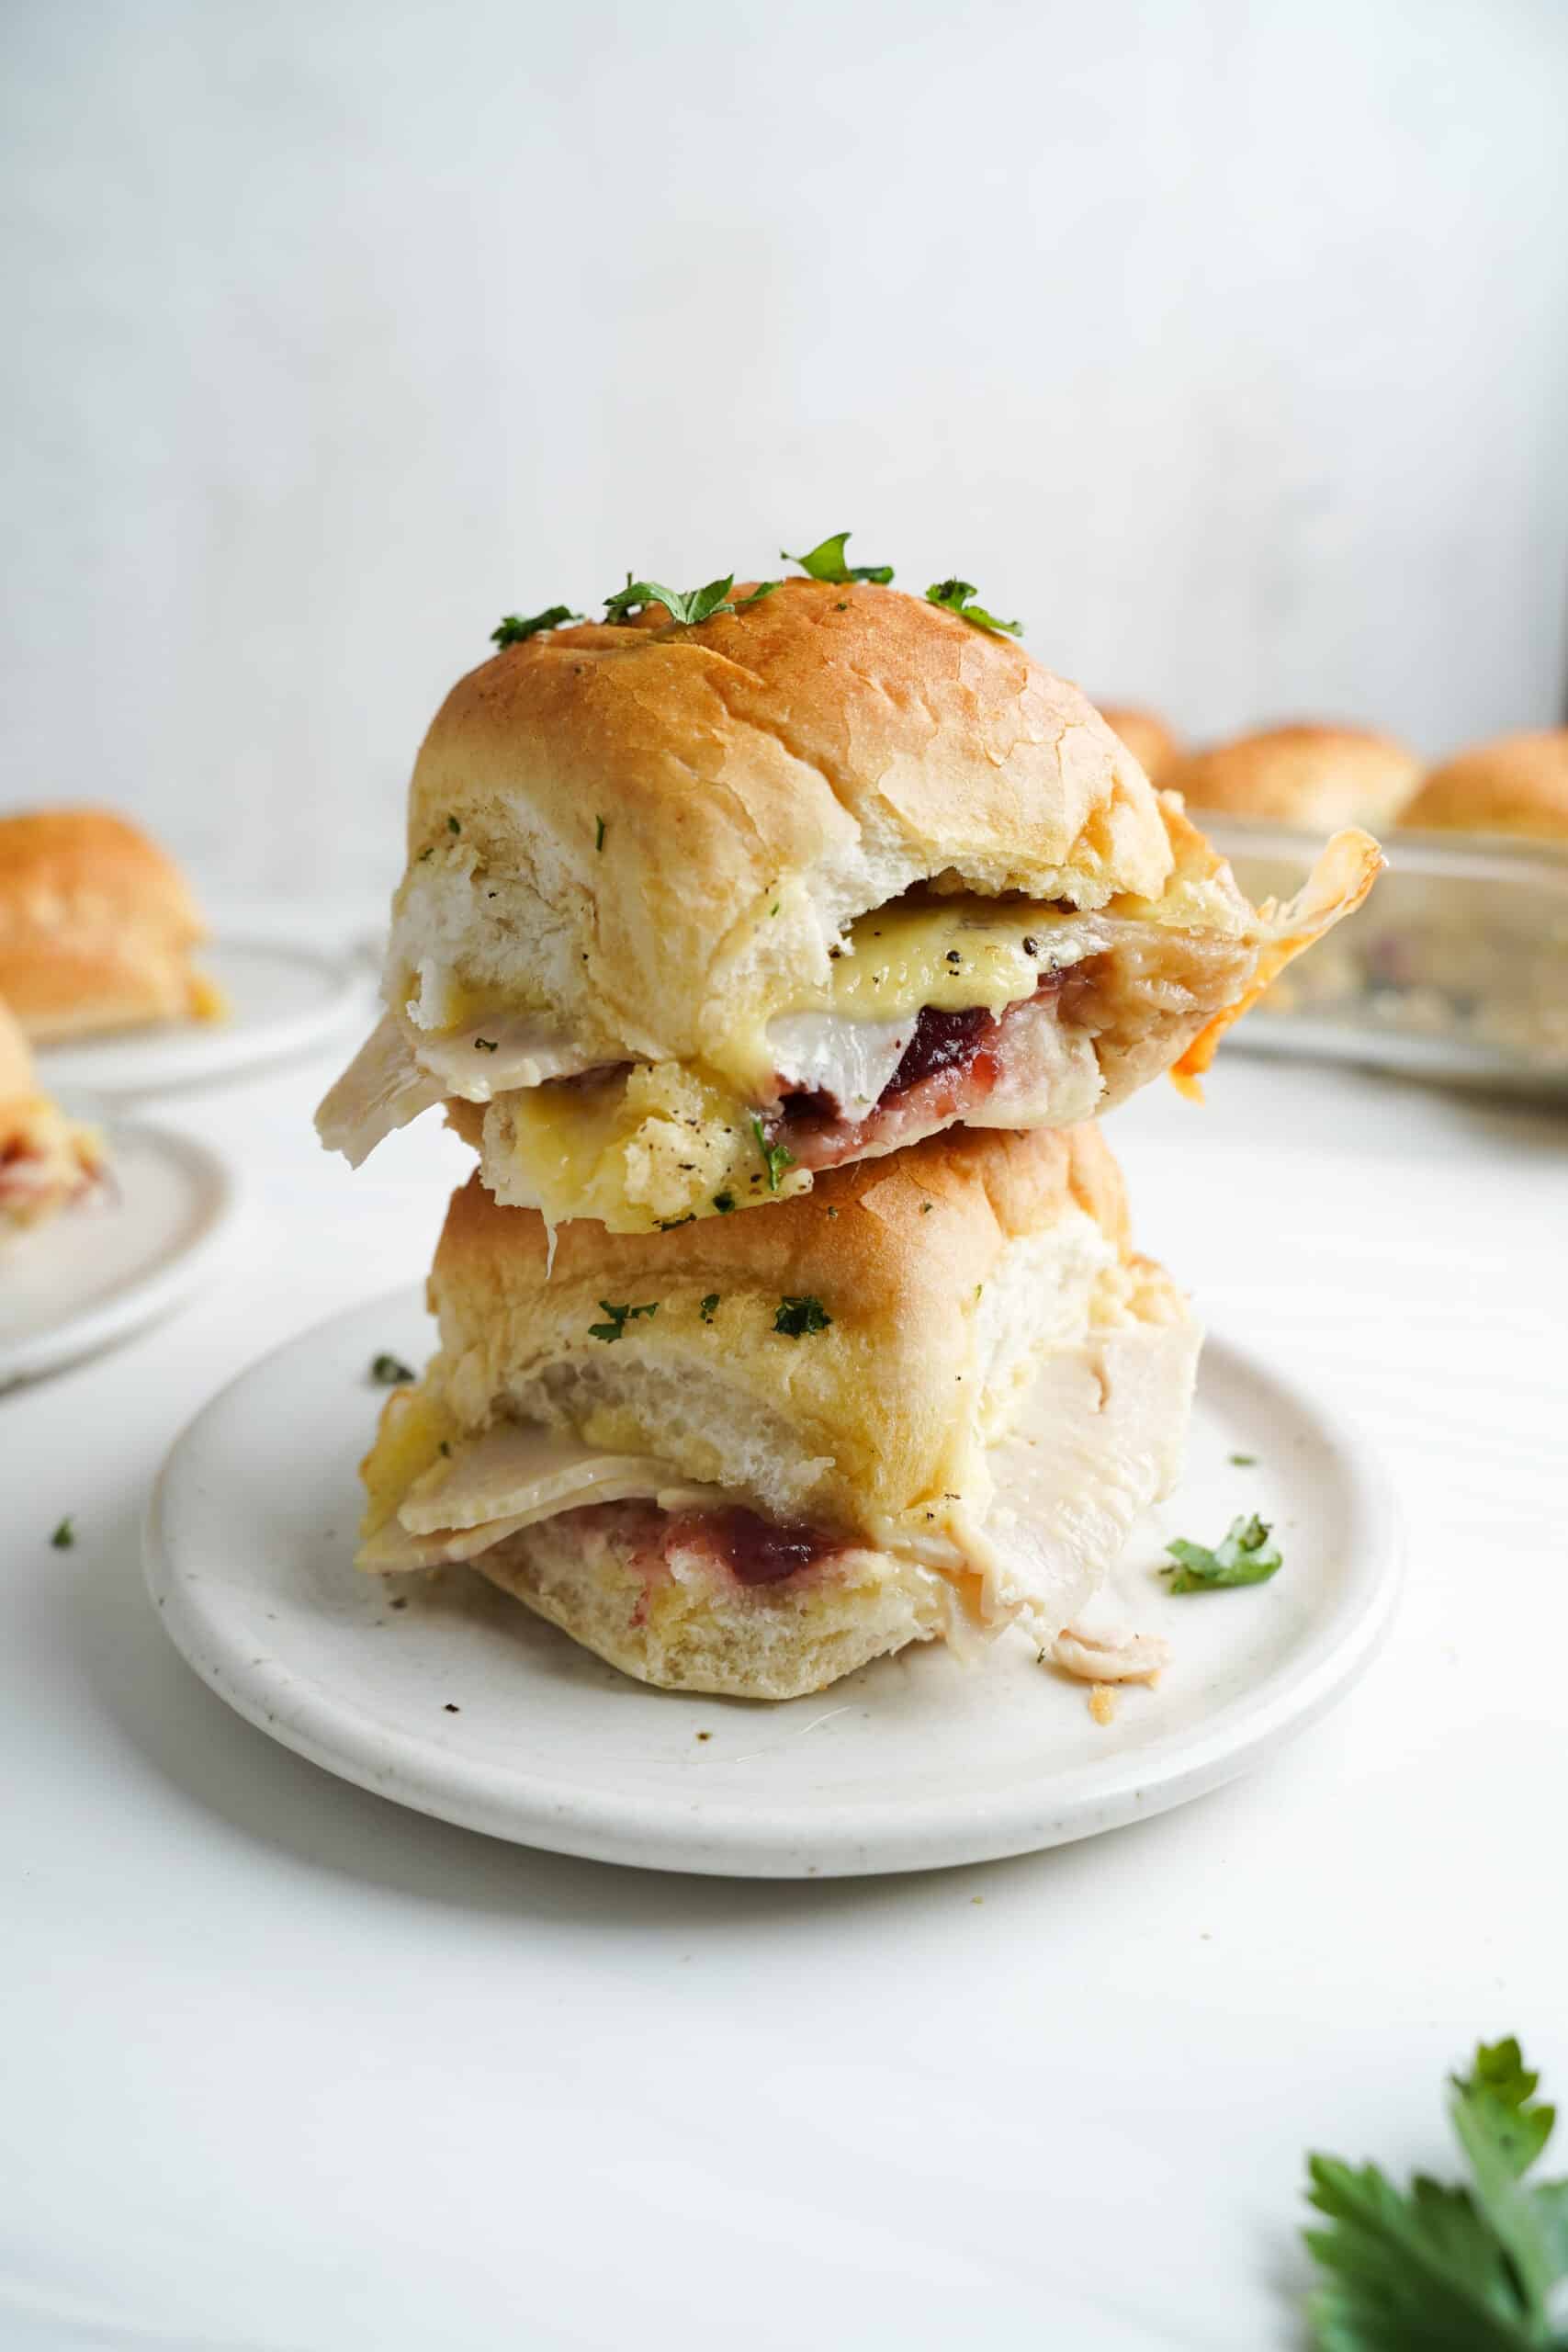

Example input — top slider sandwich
[320,562,1380,1231]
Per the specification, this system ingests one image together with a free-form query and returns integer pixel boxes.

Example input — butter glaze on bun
[1398,730,1568,843]
[320,584,1380,1229]
[0,808,220,1041]
[1163,725,1420,831]
[356,1124,1201,1698]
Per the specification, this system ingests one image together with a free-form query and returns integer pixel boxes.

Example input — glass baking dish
[1203,821,1568,1096]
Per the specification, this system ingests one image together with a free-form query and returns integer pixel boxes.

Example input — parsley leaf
[750,1115,795,1193]
[924,579,1023,637]
[1303,2037,1568,2348]
[586,1300,660,1344]
[699,1293,720,1323]
[782,530,894,585]
[370,1353,415,1385]
[604,574,779,628]
[491,605,581,647]
[1162,1512,1281,1593]
[773,1295,832,1339]
[594,815,605,852]
[51,1517,75,1549]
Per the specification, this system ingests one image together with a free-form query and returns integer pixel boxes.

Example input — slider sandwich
[1398,730,1568,844]
[0,807,221,1041]
[358,1124,1200,1700]
[1163,724,1421,833]
[0,999,104,1241]
[320,580,1379,1231]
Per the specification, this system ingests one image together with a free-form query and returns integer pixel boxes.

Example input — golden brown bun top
[1398,730,1568,842]
[1097,705,1180,785]
[0,807,206,941]
[394,582,1180,1061]
[1162,725,1421,831]
[436,1116,1127,1306]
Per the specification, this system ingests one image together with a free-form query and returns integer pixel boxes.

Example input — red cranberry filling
[670,1506,845,1586]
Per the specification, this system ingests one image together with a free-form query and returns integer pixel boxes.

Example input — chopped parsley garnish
[1229,1452,1258,1466]
[712,1193,736,1215]
[924,579,1022,637]
[604,574,778,627]
[491,605,581,647]
[473,1037,498,1052]
[417,846,434,862]
[370,1353,415,1385]
[1303,2036,1568,2347]
[699,1293,720,1323]
[594,815,605,852]
[782,530,894,585]
[50,1517,75,1550]
[773,1295,832,1339]
[587,1300,660,1344]
[750,1115,794,1193]
[1162,1512,1281,1593]
[446,815,461,835]
[437,1440,451,1457]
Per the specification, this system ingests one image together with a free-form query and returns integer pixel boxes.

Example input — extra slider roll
[357,1123,1201,1700]
[319,583,1379,1230]
[0,808,221,1042]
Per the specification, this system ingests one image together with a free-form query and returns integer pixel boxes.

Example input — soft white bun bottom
[471,1520,952,1701]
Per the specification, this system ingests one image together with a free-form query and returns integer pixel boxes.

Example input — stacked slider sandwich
[321,553,1379,1699]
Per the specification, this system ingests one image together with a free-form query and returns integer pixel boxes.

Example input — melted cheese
[815,898,1099,1021]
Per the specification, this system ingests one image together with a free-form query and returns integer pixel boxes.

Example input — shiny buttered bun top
[1162,724,1421,832]
[1398,730,1568,843]
[0,807,220,1042]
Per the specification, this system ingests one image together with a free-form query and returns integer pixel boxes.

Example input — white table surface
[5,910,1566,2352]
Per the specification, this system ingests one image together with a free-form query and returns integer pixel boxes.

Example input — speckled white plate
[143,1288,1402,1878]
[0,1125,237,1386]
[34,935,375,1100]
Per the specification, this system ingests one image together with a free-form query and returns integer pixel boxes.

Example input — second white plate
[143,1289,1402,1877]
[0,1125,237,1385]
[34,934,374,1100]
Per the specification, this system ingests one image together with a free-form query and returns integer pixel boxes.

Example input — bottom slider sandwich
[359,1125,1200,1701]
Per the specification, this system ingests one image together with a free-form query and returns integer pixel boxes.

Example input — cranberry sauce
[691,1507,844,1586]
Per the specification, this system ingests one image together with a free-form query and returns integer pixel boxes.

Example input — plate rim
[33,932,373,1100]
[0,1124,239,1385]
[142,1287,1404,1878]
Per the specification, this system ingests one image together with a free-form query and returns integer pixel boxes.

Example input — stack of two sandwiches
[319,579,1375,1699]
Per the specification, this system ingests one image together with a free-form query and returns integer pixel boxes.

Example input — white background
[5,0,1568,895]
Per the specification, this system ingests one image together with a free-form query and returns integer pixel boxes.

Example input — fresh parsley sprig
[749,1115,795,1194]
[1304,2037,1568,2348]
[604,574,779,627]
[783,530,894,585]
[1162,1512,1281,1593]
[491,605,582,647]
[773,1295,832,1339]
[924,579,1023,637]
[370,1352,415,1386]
[587,1300,660,1344]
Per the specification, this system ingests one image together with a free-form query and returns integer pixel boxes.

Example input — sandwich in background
[1096,705,1180,785]
[0,807,223,1043]
[1161,724,1421,832]
[1398,729,1568,843]
[0,998,104,1242]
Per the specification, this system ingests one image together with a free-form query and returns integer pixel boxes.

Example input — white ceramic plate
[33,935,375,1100]
[0,1125,237,1386]
[145,1289,1401,1878]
